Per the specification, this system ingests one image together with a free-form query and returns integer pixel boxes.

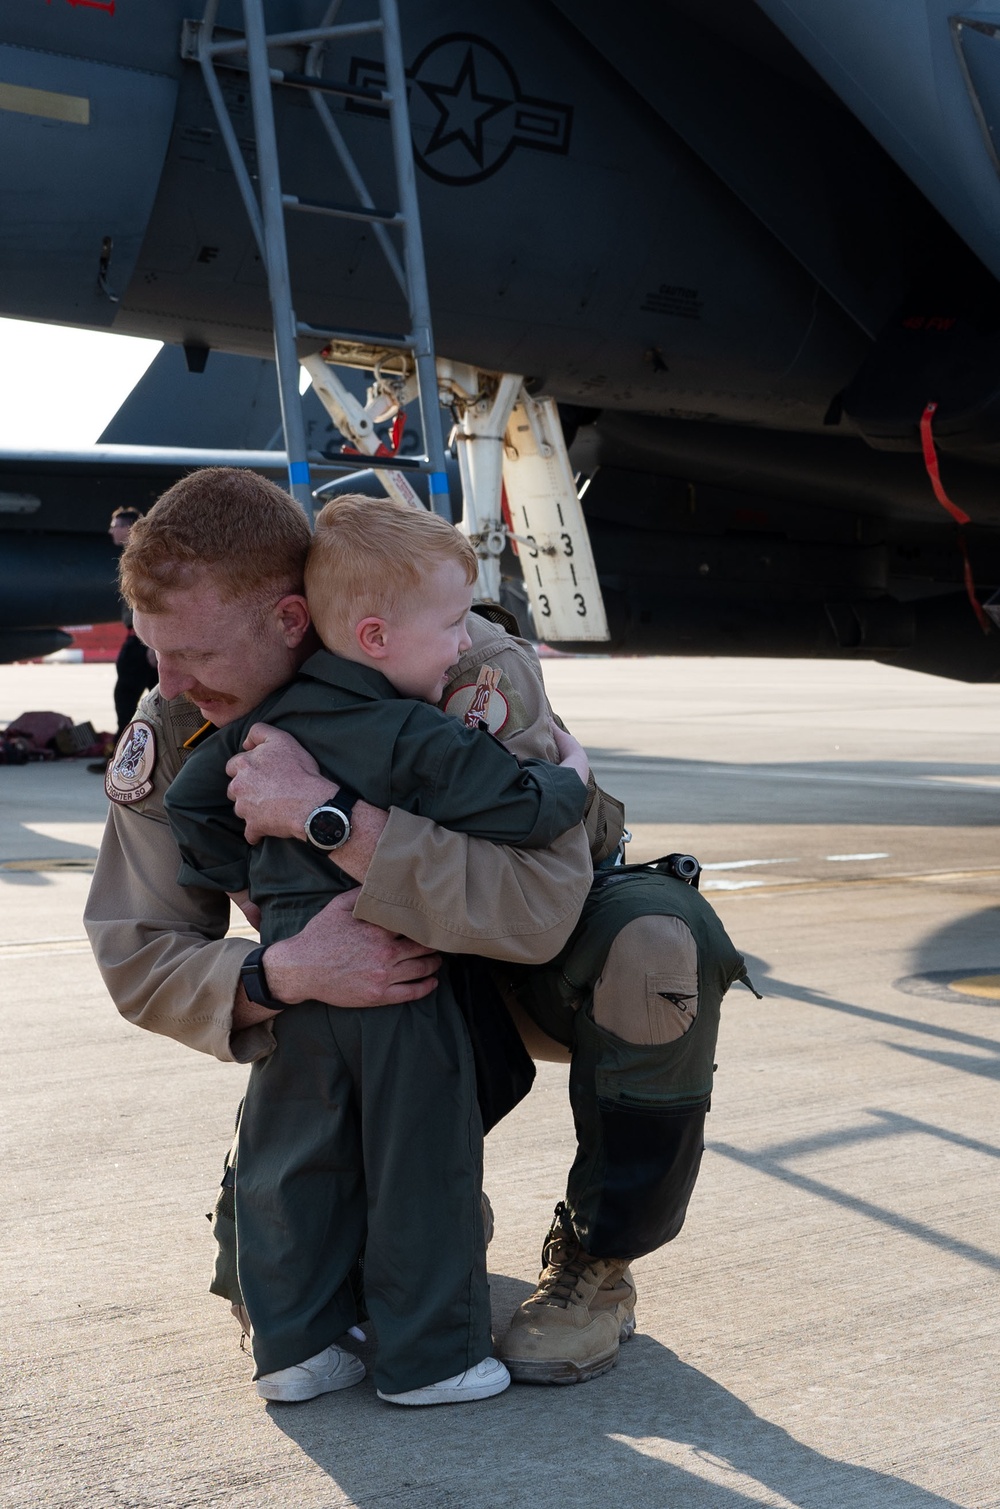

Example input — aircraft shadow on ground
[894,907,1000,1082]
[587,749,1000,827]
[265,1315,962,1508]
[724,955,1000,1274]
[0,825,99,886]
[909,906,1000,982]
[0,766,106,883]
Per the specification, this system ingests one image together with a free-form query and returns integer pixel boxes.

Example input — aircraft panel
[113,5,869,429]
[754,0,1000,286]
[0,44,176,325]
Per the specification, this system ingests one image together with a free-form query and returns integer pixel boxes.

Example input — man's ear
[274,594,311,648]
[356,616,389,658]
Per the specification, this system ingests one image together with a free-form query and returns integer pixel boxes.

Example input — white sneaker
[256,1343,366,1402]
[377,1355,510,1407]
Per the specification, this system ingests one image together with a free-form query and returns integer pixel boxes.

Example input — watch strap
[239,944,282,1010]
[329,785,361,819]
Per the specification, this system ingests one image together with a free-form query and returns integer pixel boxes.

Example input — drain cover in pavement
[894,970,1000,1003]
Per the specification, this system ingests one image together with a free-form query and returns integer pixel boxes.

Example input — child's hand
[227,889,262,930]
[551,720,590,785]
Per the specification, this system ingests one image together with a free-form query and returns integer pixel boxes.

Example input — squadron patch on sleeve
[444,668,510,734]
[105,719,158,805]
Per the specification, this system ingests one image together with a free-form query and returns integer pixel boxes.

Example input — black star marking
[418,47,510,168]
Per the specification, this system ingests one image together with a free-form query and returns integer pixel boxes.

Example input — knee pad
[592,914,699,1045]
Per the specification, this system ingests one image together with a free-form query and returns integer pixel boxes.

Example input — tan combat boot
[500,1204,636,1384]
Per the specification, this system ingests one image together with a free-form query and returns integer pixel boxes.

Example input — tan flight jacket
[84,613,624,1065]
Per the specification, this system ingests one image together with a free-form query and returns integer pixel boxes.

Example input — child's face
[381,559,475,702]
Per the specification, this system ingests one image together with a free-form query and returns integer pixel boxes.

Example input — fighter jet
[3,0,1000,678]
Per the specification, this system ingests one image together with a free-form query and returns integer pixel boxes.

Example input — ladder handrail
[242,0,314,514]
[382,0,449,510]
[191,0,450,519]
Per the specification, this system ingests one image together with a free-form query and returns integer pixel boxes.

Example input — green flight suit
[165,649,587,1394]
[507,867,753,1260]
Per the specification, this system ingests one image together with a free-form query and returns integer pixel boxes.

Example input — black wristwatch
[240,945,283,1009]
[303,787,361,851]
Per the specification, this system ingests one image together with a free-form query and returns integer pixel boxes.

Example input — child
[164,496,589,1407]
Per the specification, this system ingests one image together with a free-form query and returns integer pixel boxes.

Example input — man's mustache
[182,686,240,708]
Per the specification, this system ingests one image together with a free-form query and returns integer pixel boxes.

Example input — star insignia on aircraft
[348,34,573,186]
[419,49,509,170]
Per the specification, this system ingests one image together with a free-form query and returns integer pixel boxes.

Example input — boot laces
[534,1205,593,1308]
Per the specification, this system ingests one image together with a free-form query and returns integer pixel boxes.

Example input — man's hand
[225,721,390,881]
[262,889,441,1008]
[551,720,590,785]
[226,723,337,844]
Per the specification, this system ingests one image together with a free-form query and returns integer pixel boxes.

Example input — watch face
[307,806,349,850]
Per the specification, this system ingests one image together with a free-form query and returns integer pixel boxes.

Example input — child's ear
[356,617,389,657]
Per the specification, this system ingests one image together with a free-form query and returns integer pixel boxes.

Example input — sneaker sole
[377,1375,511,1407]
[503,1313,636,1387]
[256,1360,365,1403]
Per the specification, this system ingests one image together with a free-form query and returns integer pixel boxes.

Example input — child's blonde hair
[305,494,478,651]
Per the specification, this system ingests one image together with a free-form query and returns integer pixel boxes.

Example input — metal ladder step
[267,69,386,104]
[282,194,402,226]
[295,322,412,349]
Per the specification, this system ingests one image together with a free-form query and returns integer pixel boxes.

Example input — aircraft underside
[3,0,1000,678]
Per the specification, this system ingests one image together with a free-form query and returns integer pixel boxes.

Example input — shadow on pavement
[0,843,98,886]
[743,950,1000,1081]
[588,750,1000,827]
[910,906,1000,971]
[714,954,1000,1274]
[266,1327,962,1508]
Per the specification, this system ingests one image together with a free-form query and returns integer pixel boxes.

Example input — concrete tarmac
[1,656,998,1509]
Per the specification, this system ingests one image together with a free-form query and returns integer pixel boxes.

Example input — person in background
[89,508,158,772]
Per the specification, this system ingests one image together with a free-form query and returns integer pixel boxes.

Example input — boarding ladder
[184,0,450,518]
[184,1,608,640]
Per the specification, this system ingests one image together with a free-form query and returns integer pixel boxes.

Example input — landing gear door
[502,395,609,642]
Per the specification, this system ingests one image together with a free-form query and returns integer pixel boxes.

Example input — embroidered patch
[444,677,510,734]
[105,719,157,805]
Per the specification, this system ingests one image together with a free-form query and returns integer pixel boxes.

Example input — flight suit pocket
[592,1028,711,1108]
[644,969,699,1041]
